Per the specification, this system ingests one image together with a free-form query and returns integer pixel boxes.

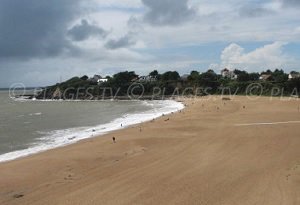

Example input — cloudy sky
[0,0,300,87]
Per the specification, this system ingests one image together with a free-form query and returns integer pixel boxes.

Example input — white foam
[29,112,42,116]
[0,100,184,163]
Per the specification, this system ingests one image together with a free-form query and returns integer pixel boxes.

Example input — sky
[0,0,300,87]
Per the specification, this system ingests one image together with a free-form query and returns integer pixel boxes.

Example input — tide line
[235,121,300,126]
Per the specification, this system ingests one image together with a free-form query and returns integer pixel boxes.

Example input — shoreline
[14,94,188,101]
[0,99,185,163]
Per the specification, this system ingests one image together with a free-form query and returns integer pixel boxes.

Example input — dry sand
[0,96,300,205]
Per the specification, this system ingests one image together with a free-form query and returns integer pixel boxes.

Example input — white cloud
[219,42,289,71]
[89,0,142,9]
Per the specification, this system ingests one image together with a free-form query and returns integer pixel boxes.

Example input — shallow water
[0,91,184,162]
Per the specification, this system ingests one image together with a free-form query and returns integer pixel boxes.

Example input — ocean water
[0,91,184,162]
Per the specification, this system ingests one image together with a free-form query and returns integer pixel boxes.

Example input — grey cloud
[105,34,136,50]
[239,5,275,18]
[128,16,140,28]
[0,0,82,59]
[67,19,108,41]
[127,16,144,32]
[141,0,196,26]
[281,0,300,7]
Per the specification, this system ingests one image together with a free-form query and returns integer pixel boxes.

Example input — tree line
[38,69,300,99]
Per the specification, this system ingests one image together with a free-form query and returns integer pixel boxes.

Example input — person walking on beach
[112,137,116,143]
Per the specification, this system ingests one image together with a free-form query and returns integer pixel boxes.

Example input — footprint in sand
[124,147,147,157]
[64,174,74,181]
[13,193,24,199]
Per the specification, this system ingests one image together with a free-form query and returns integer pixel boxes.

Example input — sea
[0,90,184,163]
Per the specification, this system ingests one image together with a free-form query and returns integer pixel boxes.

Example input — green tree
[149,70,159,77]
[234,69,243,75]
[112,71,138,85]
[187,71,199,84]
[248,73,260,81]
[198,70,219,91]
[262,69,273,75]
[161,71,180,82]
[237,71,250,82]
[272,69,288,82]
[80,75,89,81]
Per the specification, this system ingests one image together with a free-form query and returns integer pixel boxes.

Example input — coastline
[0,99,185,163]
[1,96,300,205]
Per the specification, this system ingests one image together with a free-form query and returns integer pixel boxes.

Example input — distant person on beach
[112,137,116,143]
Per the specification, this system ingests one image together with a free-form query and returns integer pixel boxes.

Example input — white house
[89,75,108,85]
[221,68,237,79]
[288,72,300,80]
[137,75,157,82]
[97,78,108,84]
[259,74,272,81]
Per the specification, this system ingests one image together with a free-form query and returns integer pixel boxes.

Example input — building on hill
[89,75,108,85]
[136,75,157,82]
[259,74,272,81]
[221,68,237,79]
[89,75,102,83]
[97,78,108,84]
[288,71,300,80]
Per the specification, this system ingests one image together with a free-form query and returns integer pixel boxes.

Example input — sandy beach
[0,96,300,205]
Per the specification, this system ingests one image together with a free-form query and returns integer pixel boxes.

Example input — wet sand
[0,96,300,205]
